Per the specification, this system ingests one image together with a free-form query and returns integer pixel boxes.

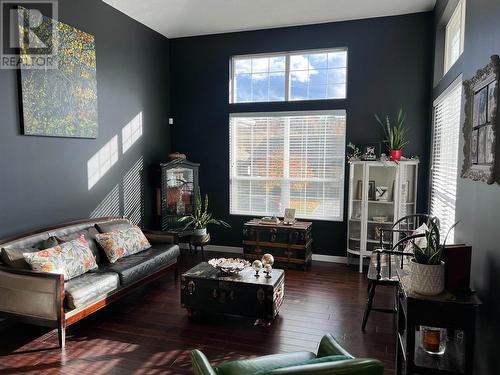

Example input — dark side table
[396,265,481,375]
[189,234,210,260]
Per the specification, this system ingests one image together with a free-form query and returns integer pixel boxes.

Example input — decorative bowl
[208,258,251,274]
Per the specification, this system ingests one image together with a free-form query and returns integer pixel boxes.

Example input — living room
[0,0,498,374]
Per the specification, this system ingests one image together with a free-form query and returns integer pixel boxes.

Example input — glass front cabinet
[347,160,419,272]
[160,159,200,231]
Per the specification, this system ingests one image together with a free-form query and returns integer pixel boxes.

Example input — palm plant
[374,108,408,151]
[179,189,230,231]
[413,220,459,265]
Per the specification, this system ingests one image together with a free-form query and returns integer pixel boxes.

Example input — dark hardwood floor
[0,250,396,374]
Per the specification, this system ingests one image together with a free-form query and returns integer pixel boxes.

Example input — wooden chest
[243,219,313,269]
[181,262,285,322]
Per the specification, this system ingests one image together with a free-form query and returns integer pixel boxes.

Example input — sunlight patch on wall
[122,112,143,154]
[123,157,144,225]
[90,184,120,218]
[87,135,119,190]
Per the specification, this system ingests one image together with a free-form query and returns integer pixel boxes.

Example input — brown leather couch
[0,217,179,348]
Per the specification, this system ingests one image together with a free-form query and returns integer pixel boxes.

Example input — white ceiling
[103,0,436,39]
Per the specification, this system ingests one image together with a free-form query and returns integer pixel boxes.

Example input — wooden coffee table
[180,262,285,325]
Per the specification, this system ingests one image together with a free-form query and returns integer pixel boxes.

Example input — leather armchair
[191,334,384,375]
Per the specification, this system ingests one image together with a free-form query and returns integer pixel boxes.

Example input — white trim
[433,74,463,106]
[229,109,346,118]
[179,243,347,264]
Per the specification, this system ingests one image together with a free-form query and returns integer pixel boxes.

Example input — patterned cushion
[95,227,151,263]
[23,235,98,280]
[57,227,103,264]
[1,236,61,269]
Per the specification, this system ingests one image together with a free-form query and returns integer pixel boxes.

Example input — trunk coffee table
[181,262,284,325]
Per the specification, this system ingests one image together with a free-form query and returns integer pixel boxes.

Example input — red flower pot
[390,149,403,161]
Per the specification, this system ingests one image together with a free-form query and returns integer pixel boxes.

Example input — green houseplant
[374,108,408,161]
[410,220,458,295]
[179,189,230,237]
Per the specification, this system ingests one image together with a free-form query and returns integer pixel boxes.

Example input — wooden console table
[242,219,312,269]
[396,265,481,375]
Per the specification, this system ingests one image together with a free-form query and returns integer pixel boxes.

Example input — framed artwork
[19,14,98,138]
[356,180,376,200]
[462,55,500,184]
[375,186,389,201]
[361,143,380,161]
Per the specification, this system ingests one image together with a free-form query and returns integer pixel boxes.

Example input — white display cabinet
[347,160,419,273]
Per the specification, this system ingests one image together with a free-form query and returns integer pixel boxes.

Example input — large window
[430,78,462,243]
[444,0,466,74]
[230,49,347,103]
[229,111,346,221]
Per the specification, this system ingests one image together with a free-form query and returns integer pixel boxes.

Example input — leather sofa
[0,217,179,348]
[192,334,384,375]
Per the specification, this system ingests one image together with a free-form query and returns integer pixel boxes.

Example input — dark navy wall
[170,13,434,256]
[0,0,171,238]
[434,0,500,373]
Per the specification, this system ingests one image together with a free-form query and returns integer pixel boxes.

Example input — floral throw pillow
[95,227,151,263]
[23,235,98,280]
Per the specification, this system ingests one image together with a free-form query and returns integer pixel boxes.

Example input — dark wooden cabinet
[396,266,481,375]
[242,219,312,269]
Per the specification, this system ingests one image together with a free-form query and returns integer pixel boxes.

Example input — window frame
[229,109,347,222]
[428,75,463,243]
[443,0,466,74]
[229,47,348,104]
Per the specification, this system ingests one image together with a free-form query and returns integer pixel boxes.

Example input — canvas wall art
[19,13,98,138]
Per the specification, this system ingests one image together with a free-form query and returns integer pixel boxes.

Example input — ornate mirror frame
[461,55,500,184]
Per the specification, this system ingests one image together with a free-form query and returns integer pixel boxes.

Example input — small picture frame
[375,186,389,201]
[283,208,296,225]
[356,180,376,200]
[361,143,380,161]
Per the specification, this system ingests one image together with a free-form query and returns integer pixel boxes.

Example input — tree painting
[19,14,98,138]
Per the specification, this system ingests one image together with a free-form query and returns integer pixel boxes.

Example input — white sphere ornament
[264,263,272,278]
[252,260,263,277]
[261,253,274,266]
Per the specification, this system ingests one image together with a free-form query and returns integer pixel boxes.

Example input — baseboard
[179,243,347,264]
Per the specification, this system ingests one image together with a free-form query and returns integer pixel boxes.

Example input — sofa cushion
[57,227,103,264]
[215,352,316,375]
[23,235,98,280]
[1,236,61,269]
[95,227,151,263]
[65,272,120,309]
[95,219,133,234]
[99,244,179,285]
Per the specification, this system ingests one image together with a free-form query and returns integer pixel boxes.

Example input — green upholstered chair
[191,334,384,375]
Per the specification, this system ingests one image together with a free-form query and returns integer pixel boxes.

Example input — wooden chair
[361,214,439,332]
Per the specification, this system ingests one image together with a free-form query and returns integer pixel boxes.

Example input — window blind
[229,110,346,221]
[430,79,462,243]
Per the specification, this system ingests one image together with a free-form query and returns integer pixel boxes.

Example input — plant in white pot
[179,189,230,237]
[410,220,458,296]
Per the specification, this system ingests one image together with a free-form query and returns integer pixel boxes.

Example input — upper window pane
[444,0,465,74]
[231,48,347,103]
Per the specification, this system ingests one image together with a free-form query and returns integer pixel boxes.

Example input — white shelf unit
[347,160,419,273]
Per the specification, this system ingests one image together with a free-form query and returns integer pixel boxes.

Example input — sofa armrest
[191,349,217,375]
[143,230,175,245]
[266,358,384,375]
[317,334,354,358]
[0,266,64,322]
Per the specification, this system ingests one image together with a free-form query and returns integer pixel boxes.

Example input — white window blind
[430,79,462,243]
[229,110,346,221]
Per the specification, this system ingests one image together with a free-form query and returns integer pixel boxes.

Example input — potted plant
[179,189,230,237]
[410,220,458,295]
[374,108,408,161]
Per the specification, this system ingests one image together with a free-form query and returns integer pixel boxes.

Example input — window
[229,110,346,221]
[230,49,347,103]
[444,0,466,74]
[430,77,462,243]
